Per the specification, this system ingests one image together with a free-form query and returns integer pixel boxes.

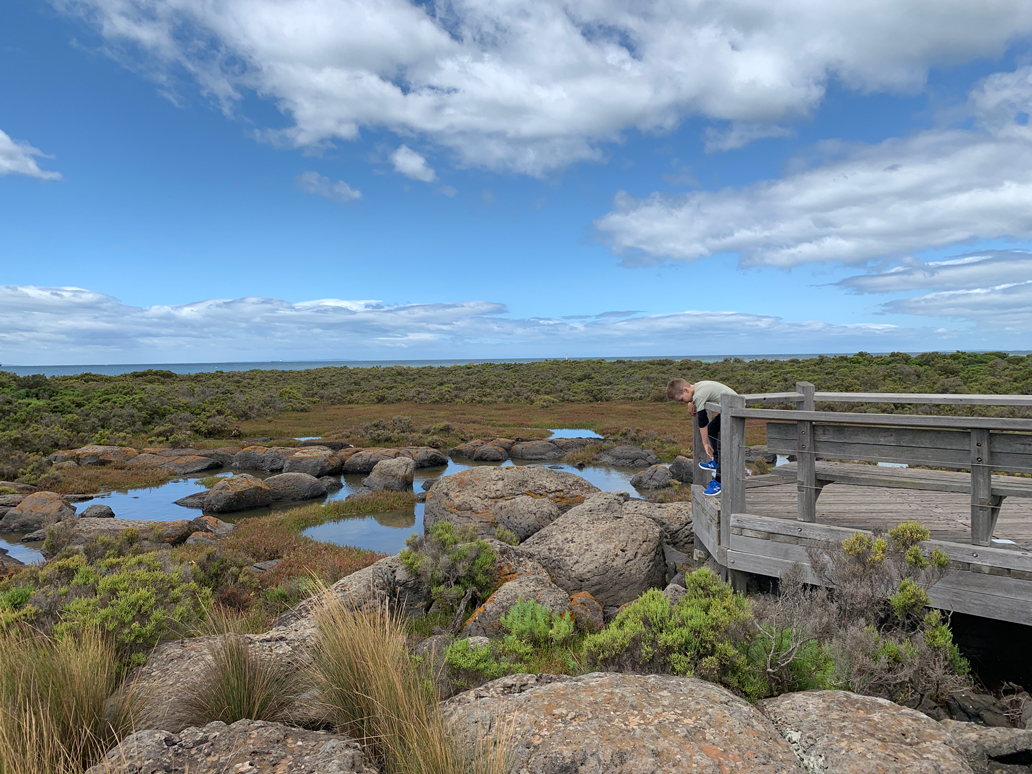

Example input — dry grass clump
[181,610,296,727]
[0,628,140,774]
[308,599,512,774]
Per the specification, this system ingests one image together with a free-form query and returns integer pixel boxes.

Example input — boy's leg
[710,414,722,483]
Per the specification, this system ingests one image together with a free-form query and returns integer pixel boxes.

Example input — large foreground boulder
[362,456,416,491]
[423,465,599,541]
[757,690,973,774]
[86,720,376,774]
[203,474,272,513]
[943,719,1032,773]
[622,499,694,554]
[264,472,328,501]
[0,491,76,532]
[519,492,666,607]
[444,672,806,774]
[669,455,695,483]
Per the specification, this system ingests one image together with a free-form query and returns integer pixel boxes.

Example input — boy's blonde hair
[666,378,691,400]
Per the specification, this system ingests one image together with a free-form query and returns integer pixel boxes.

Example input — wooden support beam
[728,407,1032,432]
[971,428,993,546]
[796,382,817,523]
[720,393,747,551]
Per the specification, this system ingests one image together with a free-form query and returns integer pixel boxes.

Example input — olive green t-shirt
[692,380,738,415]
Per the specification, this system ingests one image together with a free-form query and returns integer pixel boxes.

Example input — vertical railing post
[691,412,709,561]
[720,393,747,549]
[796,381,817,523]
[971,427,993,546]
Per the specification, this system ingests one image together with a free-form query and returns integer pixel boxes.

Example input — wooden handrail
[727,407,1032,432]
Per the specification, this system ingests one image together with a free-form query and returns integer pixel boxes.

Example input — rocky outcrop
[203,474,272,513]
[283,446,344,477]
[47,445,139,466]
[942,720,1032,773]
[622,499,694,554]
[423,465,599,541]
[757,690,972,774]
[230,446,297,473]
[598,445,661,467]
[86,720,376,774]
[0,491,76,532]
[340,446,447,474]
[444,672,806,774]
[299,439,352,451]
[569,591,604,632]
[450,439,512,461]
[264,472,329,501]
[669,455,694,483]
[129,453,220,474]
[519,492,666,608]
[509,440,565,460]
[630,464,672,489]
[47,515,233,550]
[362,457,416,492]
[462,574,571,638]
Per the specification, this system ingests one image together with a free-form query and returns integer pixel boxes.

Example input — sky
[2,0,1032,365]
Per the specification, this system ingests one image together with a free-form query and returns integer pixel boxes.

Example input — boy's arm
[699,424,714,458]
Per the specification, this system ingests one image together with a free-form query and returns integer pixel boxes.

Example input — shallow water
[0,430,643,564]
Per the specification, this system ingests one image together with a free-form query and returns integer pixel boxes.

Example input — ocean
[2,351,1027,378]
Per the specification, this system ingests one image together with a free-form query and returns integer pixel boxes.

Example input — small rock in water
[81,504,115,518]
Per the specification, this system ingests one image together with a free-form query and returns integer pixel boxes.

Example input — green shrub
[400,522,496,617]
[583,572,766,699]
[0,549,211,667]
[0,486,17,495]
[444,639,508,689]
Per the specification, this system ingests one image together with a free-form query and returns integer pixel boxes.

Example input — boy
[666,378,739,496]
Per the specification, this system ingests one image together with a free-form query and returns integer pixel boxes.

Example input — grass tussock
[0,628,140,774]
[181,610,296,727]
[309,598,512,774]
[36,461,175,495]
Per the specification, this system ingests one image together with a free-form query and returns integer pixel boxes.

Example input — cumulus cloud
[838,250,1032,293]
[296,170,361,202]
[595,65,1032,268]
[58,0,1032,174]
[0,284,925,364]
[0,129,61,180]
[390,145,436,182]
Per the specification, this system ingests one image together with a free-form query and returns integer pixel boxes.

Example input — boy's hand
[704,442,714,458]
[688,403,697,416]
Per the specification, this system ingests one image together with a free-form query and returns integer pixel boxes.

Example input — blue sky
[3,1,1032,365]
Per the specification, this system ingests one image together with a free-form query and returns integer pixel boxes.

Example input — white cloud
[595,65,1032,268]
[296,170,362,202]
[0,129,61,180]
[390,145,436,182]
[0,284,941,364]
[882,281,1032,329]
[838,250,1032,293]
[59,0,1032,175]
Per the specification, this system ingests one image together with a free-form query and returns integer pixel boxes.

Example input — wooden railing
[695,383,1032,549]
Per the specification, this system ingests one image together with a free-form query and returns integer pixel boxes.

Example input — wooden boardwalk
[743,475,1032,551]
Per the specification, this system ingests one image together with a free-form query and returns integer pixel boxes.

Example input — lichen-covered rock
[70,444,140,465]
[474,444,509,461]
[519,492,666,607]
[479,538,551,587]
[569,591,604,633]
[284,446,344,477]
[622,499,695,554]
[230,445,296,472]
[757,690,973,774]
[203,473,272,513]
[669,455,694,483]
[130,453,221,474]
[630,464,672,489]
[489,495,561,542]
[48,516,225,549]
[401,446,449,468]
[462,575,571,638]
[598,445,661,467]
[509,440,564,460]
[264,472,329,501]
[444,672,805,774]
[341,447,406,473]
[942,720,1032,774]
[450,439,514,460]
[86,720,377,774]
[362,456,416,491]
[80,504,115,518]
[423,465,599,540]
[0,491,76,532]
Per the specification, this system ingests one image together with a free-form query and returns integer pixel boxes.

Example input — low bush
[0,628,140,774]
[401,522,497,622]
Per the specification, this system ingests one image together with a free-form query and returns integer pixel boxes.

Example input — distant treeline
[1,351,1029,478]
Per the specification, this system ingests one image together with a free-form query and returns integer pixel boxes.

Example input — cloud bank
[59,0,1032,175]
[296,170,362,202]
[0,285,921,364]
[595,66,1032,268]
[0,129,62,180]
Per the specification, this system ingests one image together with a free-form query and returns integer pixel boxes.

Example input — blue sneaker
[703,480,721,496]
[699,460,717,473]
